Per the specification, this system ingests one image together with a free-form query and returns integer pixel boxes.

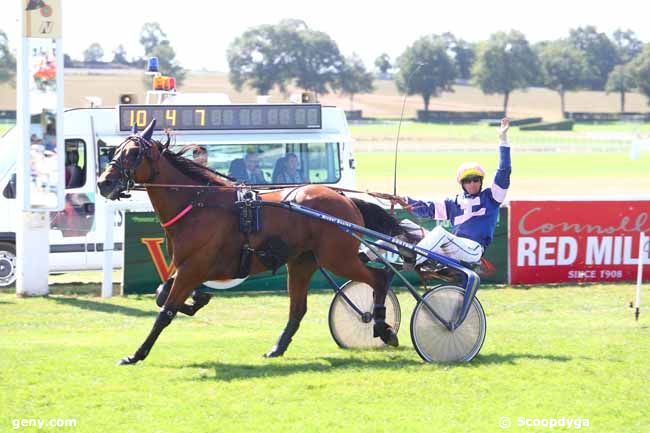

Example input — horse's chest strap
[161,204,194,228]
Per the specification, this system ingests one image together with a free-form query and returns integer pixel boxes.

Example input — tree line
[227,23,650,116]
[2,21,650,116]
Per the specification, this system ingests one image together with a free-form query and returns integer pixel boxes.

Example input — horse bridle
[108,135,160,198]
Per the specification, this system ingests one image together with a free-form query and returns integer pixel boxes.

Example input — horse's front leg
[265,252,317,358]
[118,270,199,365]
[156,278,211,316]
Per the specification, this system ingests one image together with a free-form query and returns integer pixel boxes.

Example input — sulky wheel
[328,280,401,349]
[410,285,486,363]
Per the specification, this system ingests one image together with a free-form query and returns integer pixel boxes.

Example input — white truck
[0,94,357,287]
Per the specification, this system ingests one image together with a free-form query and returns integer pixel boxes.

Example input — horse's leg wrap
[155,278,174,308]
[373,304,399,347]
[119,308,176,365]
[192,290,211,308]
[265,318,300,358]
[178,290,212,316]
[373,304,387,337]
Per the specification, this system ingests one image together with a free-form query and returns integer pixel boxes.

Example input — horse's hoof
[264,348,284,358]
[374,322,399,347]
[380,330,399,347]
[117,356,139,365]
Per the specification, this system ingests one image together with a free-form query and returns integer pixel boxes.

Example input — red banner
[510,201,650,284]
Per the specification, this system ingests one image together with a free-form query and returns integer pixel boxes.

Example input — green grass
[349,121,650,145]
[1,284,648,433]
[354,151,650,197]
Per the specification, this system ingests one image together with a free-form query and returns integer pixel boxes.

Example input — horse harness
[158,184,291,279]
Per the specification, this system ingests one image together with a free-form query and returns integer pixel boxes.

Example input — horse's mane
[157,142,234,186]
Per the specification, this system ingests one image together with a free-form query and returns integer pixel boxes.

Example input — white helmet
[456,162,485,184]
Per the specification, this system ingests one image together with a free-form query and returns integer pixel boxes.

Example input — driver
[392,118,511,268]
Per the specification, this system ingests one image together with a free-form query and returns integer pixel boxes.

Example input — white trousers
[415,226,483,265]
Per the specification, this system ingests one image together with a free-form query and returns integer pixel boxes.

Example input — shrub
[488,117,542,127]
[519,120,575,131]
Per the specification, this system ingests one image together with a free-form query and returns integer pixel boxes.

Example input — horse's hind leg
[363,267,398,346]
[323,255,398,347]
[118,270,199,365]
[265,252,318,358]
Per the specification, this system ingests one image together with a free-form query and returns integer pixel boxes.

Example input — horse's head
[97,119,164,200]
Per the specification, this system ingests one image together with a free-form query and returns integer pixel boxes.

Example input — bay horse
[97,120,403,365]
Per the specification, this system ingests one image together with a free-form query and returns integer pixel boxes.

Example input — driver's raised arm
[492,118,512,204]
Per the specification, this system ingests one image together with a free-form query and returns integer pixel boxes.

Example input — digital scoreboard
[118,104,322,131]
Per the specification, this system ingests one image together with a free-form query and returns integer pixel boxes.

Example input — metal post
[634,232,646,321]
[101,203,114,298]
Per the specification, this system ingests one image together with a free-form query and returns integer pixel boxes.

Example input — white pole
[16,1,65,296]
[634,232,646,321]
[101,203,114,298]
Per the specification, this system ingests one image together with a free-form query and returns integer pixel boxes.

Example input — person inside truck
[272,153,303,184]
[192,145,208,166]
[229,151,267,184]
[65,149,83,188]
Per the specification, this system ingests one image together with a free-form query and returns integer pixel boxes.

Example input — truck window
[2,173,16,199]
[97,139,116,174]
[184,142,341,185]
[64,139,86,188]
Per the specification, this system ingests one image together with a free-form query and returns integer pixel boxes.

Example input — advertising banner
[510,201,650,284]
[123,207,509,294]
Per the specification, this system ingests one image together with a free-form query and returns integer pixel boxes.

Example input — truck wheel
[0,242,16,288]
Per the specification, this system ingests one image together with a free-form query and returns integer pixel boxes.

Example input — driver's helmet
[456,162,485,184]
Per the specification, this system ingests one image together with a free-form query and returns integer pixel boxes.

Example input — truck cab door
[49,138,95,269]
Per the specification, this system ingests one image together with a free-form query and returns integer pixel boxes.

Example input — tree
[83,42,104,63]
[395,35,457,113]
[472,31,539,115]
[0,30,16,85]
[539,40,590,116]
[139,22,168,56]
[374,53,391,75]
[606,64,637,113]
[63,53,74,68]
[227,23,294,95]
[138,23,186,86]
[227,19,344,97]
[112,44,129,65]
[612,29,643,64]
[568,26,619,90]
[292,29,344,97]
[335,54,374,110]
[451,39,475,81]
[631,46,650,106]
[148,42,186,86]
[438,32,475,81]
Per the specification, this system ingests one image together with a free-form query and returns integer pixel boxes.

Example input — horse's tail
[351,198,404,237]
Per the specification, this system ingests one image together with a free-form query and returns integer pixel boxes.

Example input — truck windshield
[181,142,341,185]
[98,140,342,185]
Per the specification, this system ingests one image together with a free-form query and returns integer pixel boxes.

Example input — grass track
[1,284,648,433]
[355,151,650,197]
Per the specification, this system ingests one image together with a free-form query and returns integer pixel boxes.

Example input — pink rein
[160,204,194,228]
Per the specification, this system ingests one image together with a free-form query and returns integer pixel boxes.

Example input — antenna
[393,62,424,196]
